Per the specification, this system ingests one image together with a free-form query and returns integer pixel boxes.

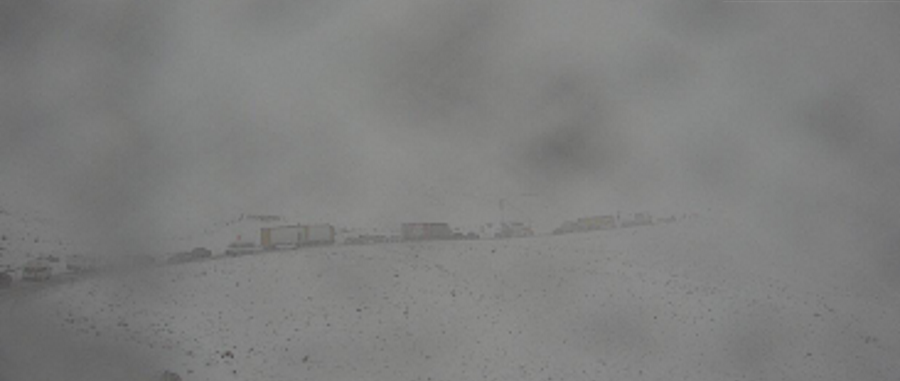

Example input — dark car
[167,247,213,264]
[166,252,195,264]
[190,247,212,259]
[22,260,52,281]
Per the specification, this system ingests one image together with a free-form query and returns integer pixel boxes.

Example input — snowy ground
[1,217,898,381]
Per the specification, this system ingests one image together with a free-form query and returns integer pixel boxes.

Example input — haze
[1,0,899,379]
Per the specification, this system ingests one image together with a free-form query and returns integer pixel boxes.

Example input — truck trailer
[576,215,617,231]
[302,224,336,246]
[402,223,454,241]
[261,225,303,250]
[261,224,336,249]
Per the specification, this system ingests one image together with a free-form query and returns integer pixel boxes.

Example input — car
[166,247,214,265]
[22,259,52,282]
[166,252,194,264]
[166,252,190,264]
[190,247,212,259]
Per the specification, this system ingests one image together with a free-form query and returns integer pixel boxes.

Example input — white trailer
[261,226,303,249]
[301,224,335,246]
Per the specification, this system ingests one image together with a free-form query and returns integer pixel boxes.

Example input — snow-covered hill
[1,217,897,381]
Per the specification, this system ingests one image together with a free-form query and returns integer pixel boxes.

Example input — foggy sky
[2,0,900,287]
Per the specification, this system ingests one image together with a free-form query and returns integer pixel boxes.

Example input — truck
[495,222,534,238]
[401,223,454,241]
[576,215,617,231]
[261,225,304,250]
[553,221,577,235]
[22,259,52,282]
[261,224,336,249]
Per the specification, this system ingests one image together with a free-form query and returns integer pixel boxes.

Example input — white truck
[261,225,304,249]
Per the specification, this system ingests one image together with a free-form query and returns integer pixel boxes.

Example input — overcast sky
[2,1,899,270]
